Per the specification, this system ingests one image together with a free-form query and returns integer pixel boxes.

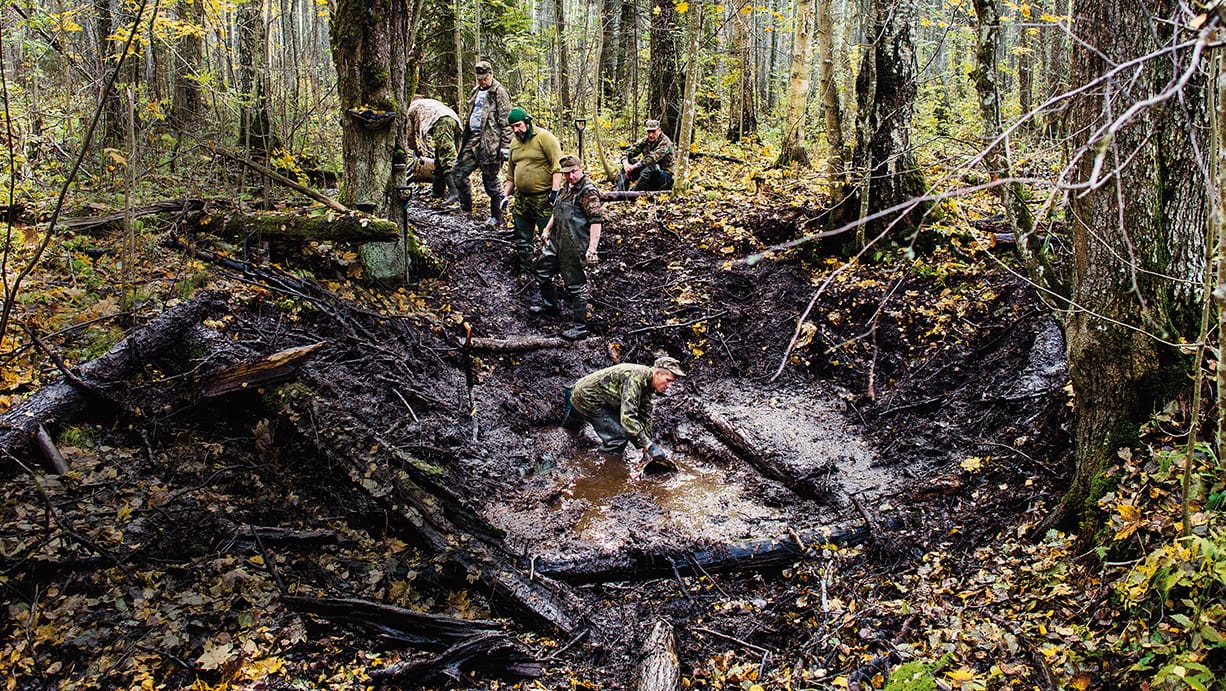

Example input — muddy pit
[401,200,1065,578]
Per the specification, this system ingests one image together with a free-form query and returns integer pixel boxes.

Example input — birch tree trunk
[675,0,704,188]
[816,0,846,197]
[775,0,813,167]
[726,3,757,142]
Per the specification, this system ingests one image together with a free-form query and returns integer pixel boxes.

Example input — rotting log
[0,290,228,468]
[635,620,681,691]
[183,209,399,243]
[529,523,871,584]
[284,595,501,648]
[368,630,543,685]
[696,406,830,500]
[469,335,569,352]
[599,190,672,201]
[273,387,585,635]
[197,342,324,399]
[58,199,208,233]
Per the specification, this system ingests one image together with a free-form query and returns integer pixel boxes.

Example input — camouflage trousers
[513,191,553,271]
[454,137,503,219]
[427,118,460,176]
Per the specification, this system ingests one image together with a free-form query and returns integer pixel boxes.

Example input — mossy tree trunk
[171,0,204,134]
[1051,0,1206,539]
[726,4,757,143]
[330,0,426,280]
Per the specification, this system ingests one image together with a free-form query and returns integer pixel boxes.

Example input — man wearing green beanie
[501,107,563,276]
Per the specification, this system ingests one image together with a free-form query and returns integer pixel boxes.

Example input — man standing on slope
[454,60,512,225]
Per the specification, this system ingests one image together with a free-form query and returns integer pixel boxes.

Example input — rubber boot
[444,173,459,204]
[431,169,446,198]
[530,282,559,315]
[561,306,589,340]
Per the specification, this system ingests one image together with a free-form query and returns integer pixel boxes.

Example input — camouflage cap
[474,60,493,74]
[645,119,661,131]
[559,154,582,172]
[653,356,685,377]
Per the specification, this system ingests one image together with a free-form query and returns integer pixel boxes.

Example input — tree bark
[726,3,757,142]
[816,0,846,194]
[776,0,813,167]
[238,0,277,152]
[675,0,705,188]
[635,621,681,691]
[648,0,684,137]
[171,0,204,132]
[553,0,573,124]
[970,0,1051,294]
[842,0,926,245]
[1049,0,1207,536]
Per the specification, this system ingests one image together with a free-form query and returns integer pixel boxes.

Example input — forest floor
[0,161,1094,690]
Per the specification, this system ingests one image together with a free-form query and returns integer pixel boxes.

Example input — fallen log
[33,425,69,474]
[58,198,208,233]
[284,595,500,648]
[368,630,543,685]
[0,290,228,468]
[599,190,672,201]
[274,387,585,635]
[183,209,399,243]
[635,620,681,691]
[696,406,830,500]
[197,342,324,399]
[529,523,871,584]
[469,335,569,352]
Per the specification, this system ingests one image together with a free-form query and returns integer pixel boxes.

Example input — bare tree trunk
[1049,0,1207,537]
[775,0,813,167]
[171,0,204,133]
[1016,8,1034,130]
[970,0,1049,291]
[455,0,464,107]
[94,0,126,146]
[816,0,846,196]
[238,0,277,152]
[675,0,704,188]
[726,2,757,142]
[553,0,573,124]
[842,0,925,245]
[598,0,620,108]
[649,0,684,137]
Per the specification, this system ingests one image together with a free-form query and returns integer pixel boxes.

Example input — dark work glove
[500,196,511,212]
[548,189,559,205]
[500,147,510,161]
[646,443,667,463]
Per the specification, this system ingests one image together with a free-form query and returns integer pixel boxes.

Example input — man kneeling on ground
[563,356,686,474]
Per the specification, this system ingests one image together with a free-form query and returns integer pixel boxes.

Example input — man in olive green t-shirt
[501,107,563,275]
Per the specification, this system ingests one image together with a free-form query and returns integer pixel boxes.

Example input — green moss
[58,425,95,448]
[884,654,952,691]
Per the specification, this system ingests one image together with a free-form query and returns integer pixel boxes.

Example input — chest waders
[532,181,594,339]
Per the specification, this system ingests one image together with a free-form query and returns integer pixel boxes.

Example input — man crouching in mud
[563,356,685,476]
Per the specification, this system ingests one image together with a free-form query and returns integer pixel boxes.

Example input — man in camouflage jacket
[565,356,686,469]
[616,119,675,192]
[453,61,512,224]
[404,96,462,200]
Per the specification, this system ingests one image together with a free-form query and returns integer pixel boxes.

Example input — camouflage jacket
[570,364,655,448]
[463,80,512,164]
[405,98,460,154]
[625,133,675,172]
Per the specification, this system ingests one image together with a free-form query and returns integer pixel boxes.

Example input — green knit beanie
[508,107,531,125]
